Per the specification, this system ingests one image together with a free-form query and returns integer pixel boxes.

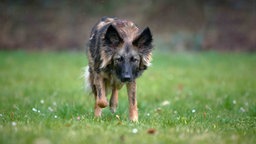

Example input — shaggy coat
[86,17,153,121]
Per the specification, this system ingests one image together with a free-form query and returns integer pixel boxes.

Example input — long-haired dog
[85,17,153,121]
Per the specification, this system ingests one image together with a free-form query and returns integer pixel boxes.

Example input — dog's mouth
[120,78,132,83]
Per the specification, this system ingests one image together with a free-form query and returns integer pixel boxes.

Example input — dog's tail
[83,66,92,93]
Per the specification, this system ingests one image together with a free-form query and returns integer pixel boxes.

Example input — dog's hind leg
[127,81,138,122]
[110,87,118,113]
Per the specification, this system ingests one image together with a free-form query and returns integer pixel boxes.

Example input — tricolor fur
[85,17,153,121]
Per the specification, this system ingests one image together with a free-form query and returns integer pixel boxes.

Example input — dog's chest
[100,71,124,90]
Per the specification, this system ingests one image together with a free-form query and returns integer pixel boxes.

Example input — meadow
[0,51,255,144]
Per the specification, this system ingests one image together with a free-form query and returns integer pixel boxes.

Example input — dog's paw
[129,109,138,122]
[130,116,138,122]
[110,106,117,113]
[94,107,102,117]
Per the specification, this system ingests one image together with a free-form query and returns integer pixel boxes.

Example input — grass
[0,51,255,144]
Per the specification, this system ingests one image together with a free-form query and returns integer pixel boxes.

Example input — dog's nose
[121,74,131,82]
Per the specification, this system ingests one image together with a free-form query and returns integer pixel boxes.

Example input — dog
[85,17,153,121]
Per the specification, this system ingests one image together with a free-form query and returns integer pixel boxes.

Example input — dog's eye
[130,57,138,63]
[115,57,123,62]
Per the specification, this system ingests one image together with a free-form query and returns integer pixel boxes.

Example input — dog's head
[101,23,153,82]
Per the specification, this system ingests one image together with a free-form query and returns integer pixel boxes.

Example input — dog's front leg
[94,74,108,117]
[127,81,138,122]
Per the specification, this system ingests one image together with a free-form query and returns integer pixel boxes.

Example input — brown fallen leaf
[147,128,157,134]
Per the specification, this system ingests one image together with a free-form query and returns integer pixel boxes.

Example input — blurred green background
[0,0,255,51]
[1,1,256,143]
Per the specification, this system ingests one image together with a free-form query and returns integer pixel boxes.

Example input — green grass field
[0,51,255,144]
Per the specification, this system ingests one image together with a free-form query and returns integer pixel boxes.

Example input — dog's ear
[104,25,123,47]
[133,27,153,48]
